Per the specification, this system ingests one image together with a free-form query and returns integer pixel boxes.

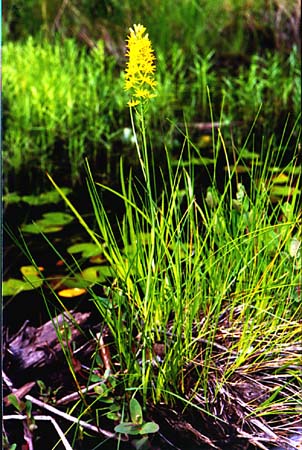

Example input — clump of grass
[44,23,302,446]
[6,22,301,450]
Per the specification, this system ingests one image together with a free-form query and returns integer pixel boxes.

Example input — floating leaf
[21,188,72,205]
[81,265,114,283]
[106,410,121,421]
[124,233,151,256]
[23,274,44,288]
[2,192,22,204]
[20,265,43,276]
[172,157,214,167]
[241,149,259,160]
[269,166,301,175]
[114,421,159,436]
[58,287,87,298]
[3,279,29,296]
[21,223,63,234]
[226,165,249,174]
[270,185,300,197]
[272,173,289,184]
[48,274,91,291]
[106,403,121,420]
[67,242,102,258]
[2,276,43,296]
[21,211,73,234]
[41,212,73,225]
[3,188,72,206]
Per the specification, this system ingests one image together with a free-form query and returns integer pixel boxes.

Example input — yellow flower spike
[125,23,157,107]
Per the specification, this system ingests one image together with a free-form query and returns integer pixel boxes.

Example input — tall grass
[45,96,301,446]
[3,37,300,192]
[3,37,123,187]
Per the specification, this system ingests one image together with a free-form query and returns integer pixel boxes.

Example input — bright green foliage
[3,37,122,184]
[3,36,300,192]
[222,47,301,127]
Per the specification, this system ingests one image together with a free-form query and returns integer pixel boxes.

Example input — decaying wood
[4,311,91,372]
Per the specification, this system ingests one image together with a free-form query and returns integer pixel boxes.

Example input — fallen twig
[55,381,103,405]
[3,414,73,450]
[25,394,119,440]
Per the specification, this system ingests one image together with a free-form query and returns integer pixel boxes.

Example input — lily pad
[269,166,301,175]
[2,276,43,296]
[270,185,300,197]
[172,157,214,167]
[21,223,63,234]
[21,188,72,205]
[67,242,102,258]
[114,421,159,436]
[139,422,159,434]
[271,173,289,184]
[21,212,74,234]
[81,265,114,283]
[20,265,43,276]
[40,212,74,225]
[241,149,259,160]
[62,276,91,289]
[2,192,22,204]
[226,165,249,174]
[114,423,142,436]
[3,188,72,206]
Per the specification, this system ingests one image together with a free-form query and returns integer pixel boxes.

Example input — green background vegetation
[2,0,301,192]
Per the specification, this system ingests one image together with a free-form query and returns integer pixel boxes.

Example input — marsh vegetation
[2,1,301,449]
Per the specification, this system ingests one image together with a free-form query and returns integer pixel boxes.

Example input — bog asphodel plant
[124,24,157,107]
